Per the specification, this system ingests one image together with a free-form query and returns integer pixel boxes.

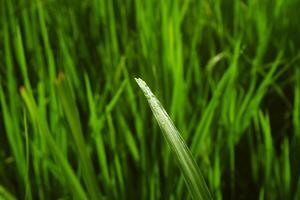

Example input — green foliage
[0,0,299,199]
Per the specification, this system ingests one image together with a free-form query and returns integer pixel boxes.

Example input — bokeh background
[1,0,300,199]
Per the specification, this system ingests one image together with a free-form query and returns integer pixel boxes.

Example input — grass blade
[55,74,101,200]
[0,185,16,200]
[135,78,212,200]
[20,87,88,200]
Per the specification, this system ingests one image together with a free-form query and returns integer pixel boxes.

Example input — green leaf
[55,74,102,200]
[135,78,213,200]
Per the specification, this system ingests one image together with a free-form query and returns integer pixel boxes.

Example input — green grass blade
[23,113,32,200]
[20,87,88,200]
[55,74,101,200]
[0,185,16,200]
[84,74,110,186]
[135,78,212,200]
[258,111,273,183]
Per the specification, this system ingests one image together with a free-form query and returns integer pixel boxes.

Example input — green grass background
[0,0,300,199]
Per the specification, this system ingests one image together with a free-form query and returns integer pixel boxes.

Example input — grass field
[1,0,300,199]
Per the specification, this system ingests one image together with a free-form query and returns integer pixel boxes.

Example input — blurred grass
[0,0,300,199]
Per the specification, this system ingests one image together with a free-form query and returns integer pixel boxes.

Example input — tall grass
[0,0,300,199]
